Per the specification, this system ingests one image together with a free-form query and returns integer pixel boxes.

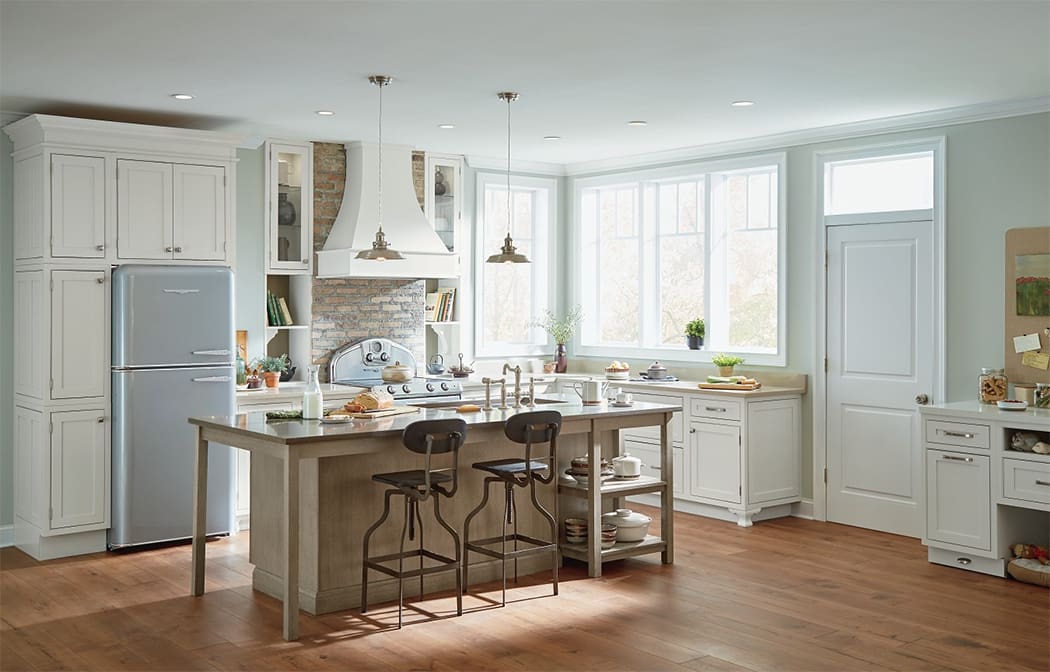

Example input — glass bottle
[235,354,247,386]
[302,365,323,419]
[977,367,1007,403]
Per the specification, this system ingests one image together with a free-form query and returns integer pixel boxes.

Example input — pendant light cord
[377,79,384,235]
[506,94,512,238]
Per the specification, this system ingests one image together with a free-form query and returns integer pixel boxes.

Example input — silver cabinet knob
[302,258,309,264]
[174,246,183,253]
[96,276,105,284]
[165,246,174,252]
[96,244,104,251]
[915,393,930,405]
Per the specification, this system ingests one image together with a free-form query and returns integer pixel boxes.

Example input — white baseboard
[792,499,815,520]
[0,524,13,548]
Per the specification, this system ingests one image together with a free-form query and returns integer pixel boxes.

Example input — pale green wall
[234,146,266,362]
[0,132,12,528]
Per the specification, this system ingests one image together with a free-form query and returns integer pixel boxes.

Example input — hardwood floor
[2,510,1047,671]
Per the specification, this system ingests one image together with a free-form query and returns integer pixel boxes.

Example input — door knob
[915,393,930,405]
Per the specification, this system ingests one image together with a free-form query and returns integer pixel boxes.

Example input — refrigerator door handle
[192,349,232,356]
[192,376,233,383]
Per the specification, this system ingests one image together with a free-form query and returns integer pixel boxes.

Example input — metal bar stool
[361,418,467,628]
[463,410,561,605]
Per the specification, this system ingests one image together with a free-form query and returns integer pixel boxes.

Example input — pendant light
[486,91,530,264]
[356,75,404,261]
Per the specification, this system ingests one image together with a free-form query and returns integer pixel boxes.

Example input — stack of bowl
[564,518,587,545]
[564,455,615,486]
[600,523,618,549]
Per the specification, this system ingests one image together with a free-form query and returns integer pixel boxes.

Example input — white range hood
[316,141,459,279]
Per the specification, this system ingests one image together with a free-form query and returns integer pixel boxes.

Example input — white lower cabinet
[689,421,741,503]
[925,449,991,550]
[50,410,109,530]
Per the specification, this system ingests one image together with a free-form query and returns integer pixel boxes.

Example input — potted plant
[533,306,583,373]
[255,354,289,388]
[684,318,705,349]
[711,353,744,377]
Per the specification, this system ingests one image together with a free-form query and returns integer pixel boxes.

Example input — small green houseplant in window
[711,353,744,377]
[684,318,705,349]
[255,354,289,389]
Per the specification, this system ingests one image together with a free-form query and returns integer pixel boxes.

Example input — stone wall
[310,143,428,381]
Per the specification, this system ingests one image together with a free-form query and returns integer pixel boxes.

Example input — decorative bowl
[997,399,1028,411]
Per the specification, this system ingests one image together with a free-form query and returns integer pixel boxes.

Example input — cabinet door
[267,142,312,272]
[117,159,173,259]
[14,270,46,399]
[51,410,108,530]
[51,270,107,400]
[746,399,801,503]
[174,164,226,261]
[689,421,741,503]
[926,449,990,550]
[51,154,106,258]
[14,406,47,530]
[14,154,46,259]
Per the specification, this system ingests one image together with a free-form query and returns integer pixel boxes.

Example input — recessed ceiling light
[627,120,647,126]
[438,123,455,129]
[170,93,194,101]
[543,135,561,141]
[315,110,335,116]
[731,100,755,107]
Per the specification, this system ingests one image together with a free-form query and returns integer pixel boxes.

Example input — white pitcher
[572,379,608,404]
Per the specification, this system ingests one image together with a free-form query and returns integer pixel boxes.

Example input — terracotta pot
[263,371,281,388]
[718,366,734,377]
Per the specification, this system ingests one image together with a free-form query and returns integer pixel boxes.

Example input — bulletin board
[1004,227,1050,385]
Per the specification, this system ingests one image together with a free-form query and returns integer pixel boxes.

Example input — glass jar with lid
[978,368,1008,403]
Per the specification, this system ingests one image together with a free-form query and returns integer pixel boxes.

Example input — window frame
[473,171,557,358]
[571,152,788,366]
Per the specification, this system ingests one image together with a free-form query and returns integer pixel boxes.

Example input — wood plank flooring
[2,510,1047,671]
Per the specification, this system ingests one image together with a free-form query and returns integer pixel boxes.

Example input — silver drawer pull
[649,465,661,471]
[192,349,231,356]
[942,430,975,439]
[942,455,974,463]
[705,406,727,413]
[1035,480,1050,487]
[956,557,972,565]
[174,246,183,253]
[193,376,232,383]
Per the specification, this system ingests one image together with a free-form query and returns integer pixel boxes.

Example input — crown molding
[465,154,566,176]
[565,96,1050,176]
[0,110,28,127]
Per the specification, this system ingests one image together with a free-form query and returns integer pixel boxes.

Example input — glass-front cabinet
[424,154,465,363]
[266,140,313,274]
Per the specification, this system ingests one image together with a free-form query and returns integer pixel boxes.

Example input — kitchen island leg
[191,428,208,596]
[283,448,300,641]
[661,414,673,564]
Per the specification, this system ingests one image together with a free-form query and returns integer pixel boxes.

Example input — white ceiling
[2,0,1048,166]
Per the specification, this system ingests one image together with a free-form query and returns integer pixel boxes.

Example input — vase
[277,193,297,227]
[686,335,703,350]
[555,343,568,373]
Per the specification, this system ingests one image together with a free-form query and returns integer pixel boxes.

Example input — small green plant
[532,305,584,344]
[711,353,744,367]
[684,318,705,339]
[255,354,289,373]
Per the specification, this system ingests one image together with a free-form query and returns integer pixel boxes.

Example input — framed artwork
[1015,253,1050,316]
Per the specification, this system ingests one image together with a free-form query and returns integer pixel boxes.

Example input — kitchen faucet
[503,363,523,408]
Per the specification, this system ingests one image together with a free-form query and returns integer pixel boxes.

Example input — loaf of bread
[353,389,394,411]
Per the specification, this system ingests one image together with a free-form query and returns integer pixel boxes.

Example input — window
[824,151,933,215]
[576,154,785,363]
[475,172,554,356]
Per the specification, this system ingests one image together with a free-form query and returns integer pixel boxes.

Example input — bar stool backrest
[504,411,561,483]
[402,418,467,497]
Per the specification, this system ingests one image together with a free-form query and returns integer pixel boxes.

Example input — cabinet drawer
[1003,458,1050,505]
[690,397,741,422]
[925,420,990,450]
[622,392,683,443]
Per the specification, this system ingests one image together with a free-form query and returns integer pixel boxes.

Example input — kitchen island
[189,396,678,640]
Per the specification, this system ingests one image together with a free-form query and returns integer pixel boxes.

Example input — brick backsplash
[310,142,428,381]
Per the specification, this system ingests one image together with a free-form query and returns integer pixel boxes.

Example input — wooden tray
[348,406,421,419]
[697,382,762,391]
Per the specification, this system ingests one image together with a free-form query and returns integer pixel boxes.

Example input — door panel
[173,164,226,261]
[51,154,106,258]
[117,160,172,259]
[827,220,934,537]
[51,410,108,529]
[51,270,107,399]
[689,421,741,503]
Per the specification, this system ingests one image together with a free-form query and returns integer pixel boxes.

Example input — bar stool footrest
[465,534,557,561]
[365,549,461,580]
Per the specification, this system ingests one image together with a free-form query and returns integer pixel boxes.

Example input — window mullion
[639,182,658,348]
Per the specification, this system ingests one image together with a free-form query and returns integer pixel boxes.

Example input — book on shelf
[427,287,456,322]
[441,288,456,321]
[266,291,280,326]
[425,292,440,322]
[277,297,294,326]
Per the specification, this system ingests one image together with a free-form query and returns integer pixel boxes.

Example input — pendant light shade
[357,75,404,261]
[486,91,530,264]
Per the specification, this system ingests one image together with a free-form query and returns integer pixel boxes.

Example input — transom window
[575,154,785,363]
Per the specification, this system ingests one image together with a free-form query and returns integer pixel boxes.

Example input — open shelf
[559,475,666,498]
[559,535,666,563]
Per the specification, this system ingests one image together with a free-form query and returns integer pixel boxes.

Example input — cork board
[1005,227,1050,385]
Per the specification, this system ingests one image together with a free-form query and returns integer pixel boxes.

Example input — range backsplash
[311,142,427,381]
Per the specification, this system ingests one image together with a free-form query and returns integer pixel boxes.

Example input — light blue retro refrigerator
[109,265,236,549]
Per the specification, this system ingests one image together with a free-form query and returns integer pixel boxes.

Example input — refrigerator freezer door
[110,366,236,548]
[112,265,235,368]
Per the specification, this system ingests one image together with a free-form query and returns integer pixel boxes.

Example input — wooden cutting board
[697,382,762,391]
[348,406,421,419]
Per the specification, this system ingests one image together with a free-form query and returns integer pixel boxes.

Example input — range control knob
[440,382,449,391]
[402,384,412,393]
[380,352,390,361]
[426,383,435,392]
[364,353,374,362]
[387,385,397,394]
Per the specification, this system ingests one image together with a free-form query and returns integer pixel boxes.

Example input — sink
[408,397,564,409]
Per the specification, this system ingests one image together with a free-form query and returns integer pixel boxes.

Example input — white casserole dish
[601,508,652,541]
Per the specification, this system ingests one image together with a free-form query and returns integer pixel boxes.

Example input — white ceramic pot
[380,361,414,382]
[601,508,651,541]
[612,452,642,478]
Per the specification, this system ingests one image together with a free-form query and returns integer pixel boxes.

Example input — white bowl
[605,369,629,380]
[997,400,1028,411]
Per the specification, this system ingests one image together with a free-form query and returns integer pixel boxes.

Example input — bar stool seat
[361,418,466,629]
[463,410,562,606]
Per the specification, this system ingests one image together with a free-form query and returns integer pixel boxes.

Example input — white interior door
[826,219,934,537]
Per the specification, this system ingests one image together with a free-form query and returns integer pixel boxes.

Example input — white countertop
[236,382,361,403]
[920,399,1050,427]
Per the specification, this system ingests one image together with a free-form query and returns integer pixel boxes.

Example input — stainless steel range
[329,337,462,401]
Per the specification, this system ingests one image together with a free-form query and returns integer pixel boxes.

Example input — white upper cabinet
[51,154,106,258]
[118,160,227,261]
[266,140,313,274]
